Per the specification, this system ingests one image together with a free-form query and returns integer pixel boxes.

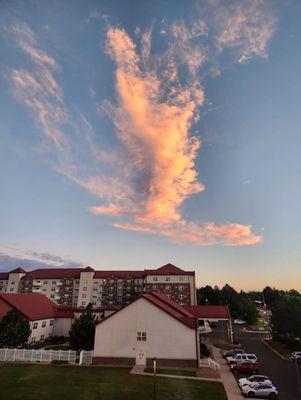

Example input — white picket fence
[199,357,220,371]
[79,350,93,365]
[0,348,77,364]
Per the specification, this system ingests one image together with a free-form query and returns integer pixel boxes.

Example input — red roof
[145,263,195,276]
[9,267,26,274]
[0,293,60,321]
[0,272,9,280]
[97,292,197,330]
[184,305,231,320]
[82,266,95,272]
[22,268,81,280]
[0,298,13,319]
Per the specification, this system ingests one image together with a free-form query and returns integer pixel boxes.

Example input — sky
[0,0,300,291]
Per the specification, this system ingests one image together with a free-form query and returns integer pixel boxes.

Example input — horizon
[1,1,301,293]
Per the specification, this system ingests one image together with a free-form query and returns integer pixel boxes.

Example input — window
[165,277,170,282]
[179,276,184,282]
[166,294,171,298]
[179,285,184,291]
[179,294,184,300]
[82,294,87,298]
[10,288,14,292]
[50,320,54,326]
[152,277,158,282]
[44,280,48,284]
[43,288,47,292]
[52,281,56,284]
[33,322,38,330]
[31,337,36,342]
[50,294,54,298]
[137,331,147,341]
[82,301,86,306]
[36,280,40,283]
[42,321,46,328]
[51,287,55,291]
[11,281,15,285]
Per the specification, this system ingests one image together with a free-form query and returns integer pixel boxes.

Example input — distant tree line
[197,284,258,325]
[197,284,301,349]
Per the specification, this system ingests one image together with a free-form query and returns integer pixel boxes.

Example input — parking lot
[233,329,301,399]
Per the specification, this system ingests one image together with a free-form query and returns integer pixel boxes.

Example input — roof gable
[9,267,26,274]
[145,263,194,276]
[184,305,230,319]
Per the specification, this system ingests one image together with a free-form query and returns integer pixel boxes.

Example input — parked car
[290,351,301,363]
[239,375,272,388]
[227,353,257,365]
[242,383,278,398]
[234,319,246,325]
[223,349,246,359]
[230,360,259,374]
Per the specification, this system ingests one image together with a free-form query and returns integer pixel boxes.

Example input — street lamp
[153,357,157,400]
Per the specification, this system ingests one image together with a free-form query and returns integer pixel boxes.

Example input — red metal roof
[0,272,9,280]
[97,292,197,330]
[0,298,13,319]
[22,268,81,279]
[184,305,231,320]
[145,263,195,276]
[9,267,26,274]
[0,293,59,321]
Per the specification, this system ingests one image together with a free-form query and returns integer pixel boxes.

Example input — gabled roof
[184,305,231,320]
[9,267,26,274]
[0,293,58,321]
[82,266,95,272]
[97,292,197,330]
[145,263,195,276]
[22,268,81,280]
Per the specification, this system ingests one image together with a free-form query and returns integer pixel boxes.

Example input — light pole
[153,357,157,400]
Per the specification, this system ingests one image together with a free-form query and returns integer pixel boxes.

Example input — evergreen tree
[69,303,96,350]
[0,309,30,347]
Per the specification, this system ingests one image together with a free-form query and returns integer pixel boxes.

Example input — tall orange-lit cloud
[8,0,277,246]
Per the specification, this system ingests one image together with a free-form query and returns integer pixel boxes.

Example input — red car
[230,360,259,374]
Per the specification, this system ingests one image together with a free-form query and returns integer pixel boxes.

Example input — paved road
[235,329,301,399]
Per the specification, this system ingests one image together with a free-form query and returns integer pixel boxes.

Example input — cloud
[209,0,277,62]
[7,4,277,246]
[0,246,83,271]
[10,23,68,149]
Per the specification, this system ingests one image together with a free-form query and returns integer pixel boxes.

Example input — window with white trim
[33,322,38,329]
[41,321,47,328]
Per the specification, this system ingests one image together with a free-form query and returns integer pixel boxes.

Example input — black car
[223,348,246,358]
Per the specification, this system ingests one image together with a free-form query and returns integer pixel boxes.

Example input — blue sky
[0,0,300,291]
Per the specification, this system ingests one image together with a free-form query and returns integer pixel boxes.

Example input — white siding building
[93,292,199,368]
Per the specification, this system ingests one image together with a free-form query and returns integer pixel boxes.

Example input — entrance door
[135,350,146,365]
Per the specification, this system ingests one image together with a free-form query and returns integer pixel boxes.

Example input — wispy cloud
[0,246,83,271]
[7,0,277,246]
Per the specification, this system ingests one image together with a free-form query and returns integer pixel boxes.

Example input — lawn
[144,367,196,377]
[0,364,227,400]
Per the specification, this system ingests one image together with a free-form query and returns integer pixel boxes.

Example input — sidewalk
[212,347,243,400]
[130,365,222,382]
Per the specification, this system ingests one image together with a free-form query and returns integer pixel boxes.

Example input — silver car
[242,383,278,399]
[239,375,272,388]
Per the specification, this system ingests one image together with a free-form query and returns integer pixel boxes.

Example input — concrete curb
[261,338,289,361]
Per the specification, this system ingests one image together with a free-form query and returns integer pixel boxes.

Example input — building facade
[0,264,196,309]
[93,292,199,368]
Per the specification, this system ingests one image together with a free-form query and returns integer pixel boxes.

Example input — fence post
[4,348,7,362]
[79,350,83,365]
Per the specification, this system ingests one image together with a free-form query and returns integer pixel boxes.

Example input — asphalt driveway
[235,330,301,399]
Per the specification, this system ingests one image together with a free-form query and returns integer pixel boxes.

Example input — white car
[227,353,257,365]
[290,351,301,363]
[242,383,278,398]
[239,375,272,388]
[234,319,246,325]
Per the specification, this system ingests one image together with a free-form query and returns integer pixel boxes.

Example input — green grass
[0,364,227,400]
[144,367,196,377]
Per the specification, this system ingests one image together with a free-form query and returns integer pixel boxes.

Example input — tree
[69,304,96,350]
[0,309,30,347]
